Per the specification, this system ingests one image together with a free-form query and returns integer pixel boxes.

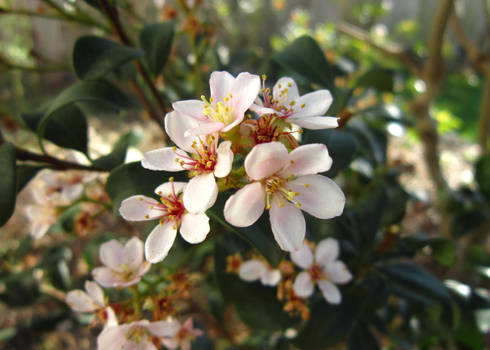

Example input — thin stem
[129,80,165,129]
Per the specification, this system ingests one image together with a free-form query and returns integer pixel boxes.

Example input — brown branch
[129,80,165,129]
[15,147,107,172]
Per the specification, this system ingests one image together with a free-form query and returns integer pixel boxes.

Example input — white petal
[272,77,300,105]
[104,307,118,328]
[249,103,276,116]
[141,147,187,171]
[238,260,266,282]
[30,222,51,240]
[315,238,339,263]
[97,325,127,350]
[287,116,339,130]
[85,280,104,307]
[318,280,342,304]
[290,175,345,219]
[261,269,282,286]
[292,90,333,119]
[99,240,124,270]
[144,222,178,263]
[185,121,225,137]
[293,271,314,298]
[165,111,199,153]
[325,261,352,284]
[231,72,261,117]
[66,290,98,312]
[92,267,122,288]
[180,213,210,243]
[214,141,234,178]
[244,142,288,180]
[154,181,186,197]
[224,182,265,227]
[290,243,314,269]
[123,237,144,269]
[146,320,181,337]
[270,199,305,252]
[183,173,218,213]
[161,338,180,350]
[210,71,235,102]
[119,195,163,221]
[172,100,208,121]
[281,144,332,176]
[62,183,83,200]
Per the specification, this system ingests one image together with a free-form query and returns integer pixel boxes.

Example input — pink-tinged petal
[146,320,181,337]
[292,90,333,119]
[92,267,121,288]
[99,240,124,270]
[181,340,191,350]
[85,280,104,307]
[214,141,233,178]
[145,222,177,263]
[287,116,339,130]
[224,182,265,227]
[293,271,314,298]
[154,181,186,197]
[273,77,300,105]
[119,195,162,221]
[66,290,98,312]
[270,199,305,251]
[249,103,277,116]
[161,338,179,350]
[209,71,235,101]
[325,261,352,284]
[290,175,345,219]
[318,280,342,304]
[123,237,144,269]
[62,183,83,201]
[315,238,339,263]
[30,222,51,240]
[238,260,266,282]
[165,111,199,153]
[141,147,187,171]
[281,144,332,176]
[261,269,282,286]
[172,100,207,121]
[244,142,288,180]
[185,121,225,136]
[97,325,127,350]
[183,173,218,213]
[290,243,314,269]
[104,307,118,328]
[138,261,151,277]
[231,72,261,117]
[180,213,210,243]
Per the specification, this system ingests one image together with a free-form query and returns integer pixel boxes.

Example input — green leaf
[106,162,185,214]
[73,36,144,80]
[347,324,380,350]
[22,105,88,154]
[356,68,395,92]
[92,131,142,170]
[0,142,16,226]
[431,238,456,267]
[0,271,40,306]
[139,22,175,77]
[273,35,334,90]
[379,262,450,304]
[37,80,131,153]
[16,164,44,193]
[475,153,490,200]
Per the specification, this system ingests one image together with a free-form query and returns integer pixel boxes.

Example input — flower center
[140,180,186,228]
[173,136,218,175]
[309,264,324,282]
[260,76,307,118]
[263,175,300,210]
[202,94,234,125]
[115,264,138,282]
[126,326,148,343]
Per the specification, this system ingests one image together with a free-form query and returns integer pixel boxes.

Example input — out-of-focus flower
[161,318,203,350]
[252,77,338,130]
[224,142,345,251]
[24,183,57,239]
[141,111,233,213]
[173,71,260,135]
[92,237,150,288]
[119,181,210,263]
[238,259,282,286]
[97,319,180,350]
[291,238,352,304]
[66,280,105,312]
[38,169,96,204]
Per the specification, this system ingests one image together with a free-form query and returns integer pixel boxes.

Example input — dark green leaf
[347,324,380,350]
[0,271,40,306]
[22,105,88,154]
[356,68,395,92]
[273,35,334,90]
[0,142,16,226]
[92,131,142,170]
[106,162,185,214]
[139,22,175,77]
[431,238,456,266]
[475,153,490,200]
[73,36,143,80]
[16,165,44,193]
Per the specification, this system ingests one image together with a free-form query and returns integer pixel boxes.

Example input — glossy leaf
[475,153,490,200]
[0,142,17,226]
[92,131,141,170]
[139,22,175,77]
[273,35,334,90]
[16,164,44,193]
[356,68,395,92]
[73,36,143,80]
